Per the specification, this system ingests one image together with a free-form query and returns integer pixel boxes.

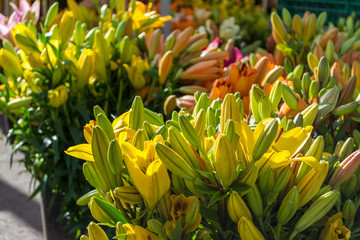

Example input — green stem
[289,230,298,240]
[116,77,124,115]
[125,202,136,219]
[218,198,226,229]
[114,196,132,222]
[275,224,282,240]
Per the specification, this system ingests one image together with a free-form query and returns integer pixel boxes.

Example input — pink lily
[0,0,40,41]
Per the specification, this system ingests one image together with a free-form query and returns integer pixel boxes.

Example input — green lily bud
[258,95,272,120]
[155,143,198,181]
[269,81,282,111]
[83,162,99,189]
[293,65,305,79]
[96,113,115,140]
[250,85,266,123]
[227,191,252,223]
[147,219,164,236]
[273,166,291,193]
[194,109,206,140]
[353,129,360,148]
[293,113,303,128]
[307,53,319,73]
[249,53,258,67]
[44,2,59,28]
[301,103,319,127]
[292,77,302,95]
[302,73,311,95]
[339,137,355,161]
[114,186,143,204]
[206,107,216,128]
[259,168,275,196]
[309,80,319,101]
[221,94,241,131]
[129,96,145,130]
[214,134,238,189]
[282,8,292,27]
[341,175,357,198]
[246,185,263,218]
[193,92,210,118]
[76,189,100,206]
[282,83,299,110]
[286,120,295,132]
[179,115,202,149]
[107,139,123,176]
[290,190,340,239]
[252,119,279,161]
[263,65,284,86]
[315,86,340,124]
[277,186,300,225]
[332,101,360,116]
[317,57,330,83]
[311,185,332,202]
[168,126,201,170]
[185,198,200,228]
[133,129,148,151]
[343,199,356,226]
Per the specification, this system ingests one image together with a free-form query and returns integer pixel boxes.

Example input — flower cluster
[68,94,359,239]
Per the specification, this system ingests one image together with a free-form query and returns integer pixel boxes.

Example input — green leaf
[230,182,251,193]
[194,184,217,195]
[172,219,182,240]
[196,169,216,183]
[207,191,225,207]
[93,197,127,224]
[113,234,127,239]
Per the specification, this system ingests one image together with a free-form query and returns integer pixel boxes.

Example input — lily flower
[121,137,171,209]
[0,0,40,41]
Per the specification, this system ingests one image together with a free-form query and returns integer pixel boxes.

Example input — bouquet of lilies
[66,93,360,239]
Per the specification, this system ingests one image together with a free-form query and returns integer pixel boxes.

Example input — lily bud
[238,216,265,240]
[290,190,340,239]
[328,150,360,188]
[0,49,23,76]
[317,57,330,83]
[88,222,109,240]
[227,191,252,223]
[246,185,263,218]
[277,186,300,225]
[252,119,279,161]
[214,134,237,189]
[114,186,143,204]
[159,51,173,85]
[88,197,113,224]
[220,94,241,132]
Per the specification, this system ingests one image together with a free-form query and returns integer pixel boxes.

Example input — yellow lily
[0,48,23,76]
[77,48,95,90]
[319,212,351,240]
[129,1,171,33]
[11,23,38,53]
[123,55,149,90]
[164,194,202,237]
[122,223,162,240]
[48,85,68,108]
[121,137,170,209]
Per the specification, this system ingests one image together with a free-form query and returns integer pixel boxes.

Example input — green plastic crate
[278,0,360,23]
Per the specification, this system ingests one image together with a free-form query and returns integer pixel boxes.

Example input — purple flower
[0,0,40,41]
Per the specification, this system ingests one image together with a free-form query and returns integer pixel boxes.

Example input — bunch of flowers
[67,94,360,239]
[170,0,270,52]
[270,9,360,67]
[0,0,173,235]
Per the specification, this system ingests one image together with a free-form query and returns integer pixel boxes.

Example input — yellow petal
[274,126,312,157]
[65,144,94,161]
